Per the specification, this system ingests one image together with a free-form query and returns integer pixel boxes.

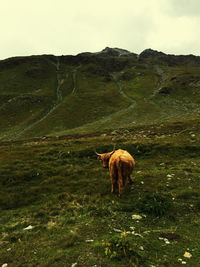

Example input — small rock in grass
[164,238,170,244]
[178,258,187,264]
[132,214,143,220]
[167,174,172,178]
[158,237,170,244]
[113,228,122,232]
[23,225,33,231]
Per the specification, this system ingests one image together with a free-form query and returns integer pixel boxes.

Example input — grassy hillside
[1,48,200,265]
[1,49,200,140]
[0,120,200,266]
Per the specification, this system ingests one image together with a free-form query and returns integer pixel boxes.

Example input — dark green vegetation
[1,48,200,140]
[1,48,200,266]
[1,120,200,266]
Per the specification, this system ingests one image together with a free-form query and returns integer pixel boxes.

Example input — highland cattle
[96,148,135,196]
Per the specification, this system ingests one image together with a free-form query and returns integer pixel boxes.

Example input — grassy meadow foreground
[1,119,200,266]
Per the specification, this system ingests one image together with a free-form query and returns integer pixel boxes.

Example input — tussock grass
[0,122,200,266]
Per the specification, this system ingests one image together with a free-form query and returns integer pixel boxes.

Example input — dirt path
[71,65,82,95]
[71,70,77,95]
[14,60,82,138]
[65,73,137,133]
[151,65,168,95]
[111,73,135,103]
[2,57,66,139]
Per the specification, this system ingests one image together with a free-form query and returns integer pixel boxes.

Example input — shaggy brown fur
[97,149,135,196]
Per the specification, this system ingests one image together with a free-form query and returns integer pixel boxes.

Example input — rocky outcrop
[78,47,137,58]
[97,47,137,57]
[76,47,133,58]
[139,48,200,66]
[139,49,166,59]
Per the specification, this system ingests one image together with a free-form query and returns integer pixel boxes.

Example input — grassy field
[1,119,200,266]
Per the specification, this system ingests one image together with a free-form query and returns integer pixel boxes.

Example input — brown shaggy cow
[96,149,135,196]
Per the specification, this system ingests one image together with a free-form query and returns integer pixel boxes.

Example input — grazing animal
[95,149,135,196]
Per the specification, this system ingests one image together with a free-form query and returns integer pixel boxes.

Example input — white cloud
[147,14,198,55]
[161,0,200,17]
[0,0,200,59]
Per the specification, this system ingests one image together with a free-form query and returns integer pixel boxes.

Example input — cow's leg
[110,165,118,194]
[118,168,126,197]
[110,172,118,193]
[111,178,118,194]
[118,178,126,197]
[128,176,133,184]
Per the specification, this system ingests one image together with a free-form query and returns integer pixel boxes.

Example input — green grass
[1,52,200,266]
[1,121,200,266]
[0,56,57,139]
[21,73,130,138]
[1,54,200,140]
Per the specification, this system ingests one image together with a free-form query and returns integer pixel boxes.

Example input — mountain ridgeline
[1,47,200,140]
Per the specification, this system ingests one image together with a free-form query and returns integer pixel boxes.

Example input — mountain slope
[1,48,200,140]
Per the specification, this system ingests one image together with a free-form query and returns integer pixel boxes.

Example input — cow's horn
[110,145,116,156]
[94,148,101,156]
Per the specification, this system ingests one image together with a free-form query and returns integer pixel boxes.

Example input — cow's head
[95,148,115,168]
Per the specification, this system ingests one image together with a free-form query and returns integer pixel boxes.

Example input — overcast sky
[1,0,200,59]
